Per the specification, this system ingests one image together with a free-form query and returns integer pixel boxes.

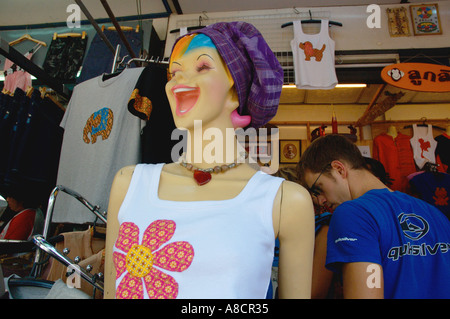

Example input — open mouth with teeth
[172,85,200,117]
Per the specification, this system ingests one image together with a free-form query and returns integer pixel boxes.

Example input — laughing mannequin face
[166,34,238,131]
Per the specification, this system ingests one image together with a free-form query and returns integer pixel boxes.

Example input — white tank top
[410,124,437,169]
[291,19,338,89]
[114,163,284,299]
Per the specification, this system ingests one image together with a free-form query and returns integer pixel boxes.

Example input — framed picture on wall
[410,3,442,35]
[386,7,410,37]
[280,140,301,164]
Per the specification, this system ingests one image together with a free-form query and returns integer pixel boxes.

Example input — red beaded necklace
[178,152,247,186]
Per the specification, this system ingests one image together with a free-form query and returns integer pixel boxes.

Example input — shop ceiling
[1,0,437,25]
[2,0,449,106]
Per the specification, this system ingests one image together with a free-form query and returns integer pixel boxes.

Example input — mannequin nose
[173,69,194,82]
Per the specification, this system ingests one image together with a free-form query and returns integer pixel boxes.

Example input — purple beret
[173,21,284,128]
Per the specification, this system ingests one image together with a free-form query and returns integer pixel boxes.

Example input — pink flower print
[113,220,194,299]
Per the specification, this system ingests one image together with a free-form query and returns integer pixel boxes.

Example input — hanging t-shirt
[53,67,144,224]
[3,51,33,93]
[326,188,450,299]
[435,133,450,173]
[410,124,437,170]
[410,171,450,220]
[127,64,181,164]
[290,19,338,90]
[373,133,416,193]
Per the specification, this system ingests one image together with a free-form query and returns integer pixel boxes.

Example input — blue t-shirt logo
[398,213,429,241]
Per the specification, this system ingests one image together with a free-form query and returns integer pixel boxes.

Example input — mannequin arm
[276,181,315,298]
[103,165,135,299]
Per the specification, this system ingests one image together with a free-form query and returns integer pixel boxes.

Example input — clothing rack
[74,0,139,67]
[281,10,343,28]
[32,235,104,292]
[111,44,122,73]
[74,0,115,54]
[31,185,107,278]
[126,56,170,67]
[100,0,138,60]
[0,36,70,99]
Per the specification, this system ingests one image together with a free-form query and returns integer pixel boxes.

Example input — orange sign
[381,63,450,92]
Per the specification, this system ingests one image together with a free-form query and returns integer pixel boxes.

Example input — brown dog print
[299,42,326,62]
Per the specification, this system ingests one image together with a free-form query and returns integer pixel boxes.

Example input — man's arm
[342,262,384,299]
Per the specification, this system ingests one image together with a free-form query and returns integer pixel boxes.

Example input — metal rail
[33,235,104,292]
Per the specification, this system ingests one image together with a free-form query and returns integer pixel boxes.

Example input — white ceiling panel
[176,0,438,14]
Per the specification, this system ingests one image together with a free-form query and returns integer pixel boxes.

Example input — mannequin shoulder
[111,165,136,190]
[276,179,315,238]
[277,180,314,223]
[279,179,312,203]
[116,165,137,178]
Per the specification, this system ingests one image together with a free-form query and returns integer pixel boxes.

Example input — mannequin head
[167,22,284,130]
[166,33,243,130]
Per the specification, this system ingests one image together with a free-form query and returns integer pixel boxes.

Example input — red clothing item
[435,133,450,173]
[373,133,416,192]
[0,208,36,240]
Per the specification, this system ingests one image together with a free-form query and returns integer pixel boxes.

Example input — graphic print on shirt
[434,187,449,207]
[418,138,431,159]
[83,107,114,144]
[398,213,429,240]
[388,212,450,261]
[113,220,194,299]
[299,42,326,61]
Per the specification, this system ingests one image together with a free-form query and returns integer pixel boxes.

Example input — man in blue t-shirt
[298,134,450,299]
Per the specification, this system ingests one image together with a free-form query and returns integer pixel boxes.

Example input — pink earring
[230,109,251,129]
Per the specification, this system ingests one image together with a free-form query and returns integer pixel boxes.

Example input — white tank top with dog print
[291,19,338,89]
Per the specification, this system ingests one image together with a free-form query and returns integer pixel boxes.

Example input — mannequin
[386,125,398,138]
[104,22,314,299]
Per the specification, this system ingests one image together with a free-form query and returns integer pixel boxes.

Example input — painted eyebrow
[197,54,214,61]
[172,61,182,66]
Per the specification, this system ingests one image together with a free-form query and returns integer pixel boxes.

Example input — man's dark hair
[297,134,367,185]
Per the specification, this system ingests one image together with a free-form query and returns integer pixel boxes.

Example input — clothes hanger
[403,117,446,131]
[170,15,207,34]
[53,31,87,40]
[101,25,139,33]
[92,217,106,239]
[102,45,127,81]
[9,34,47,47]
[281,10,343,28]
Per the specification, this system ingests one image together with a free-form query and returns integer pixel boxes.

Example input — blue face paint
[185,34,216,55]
